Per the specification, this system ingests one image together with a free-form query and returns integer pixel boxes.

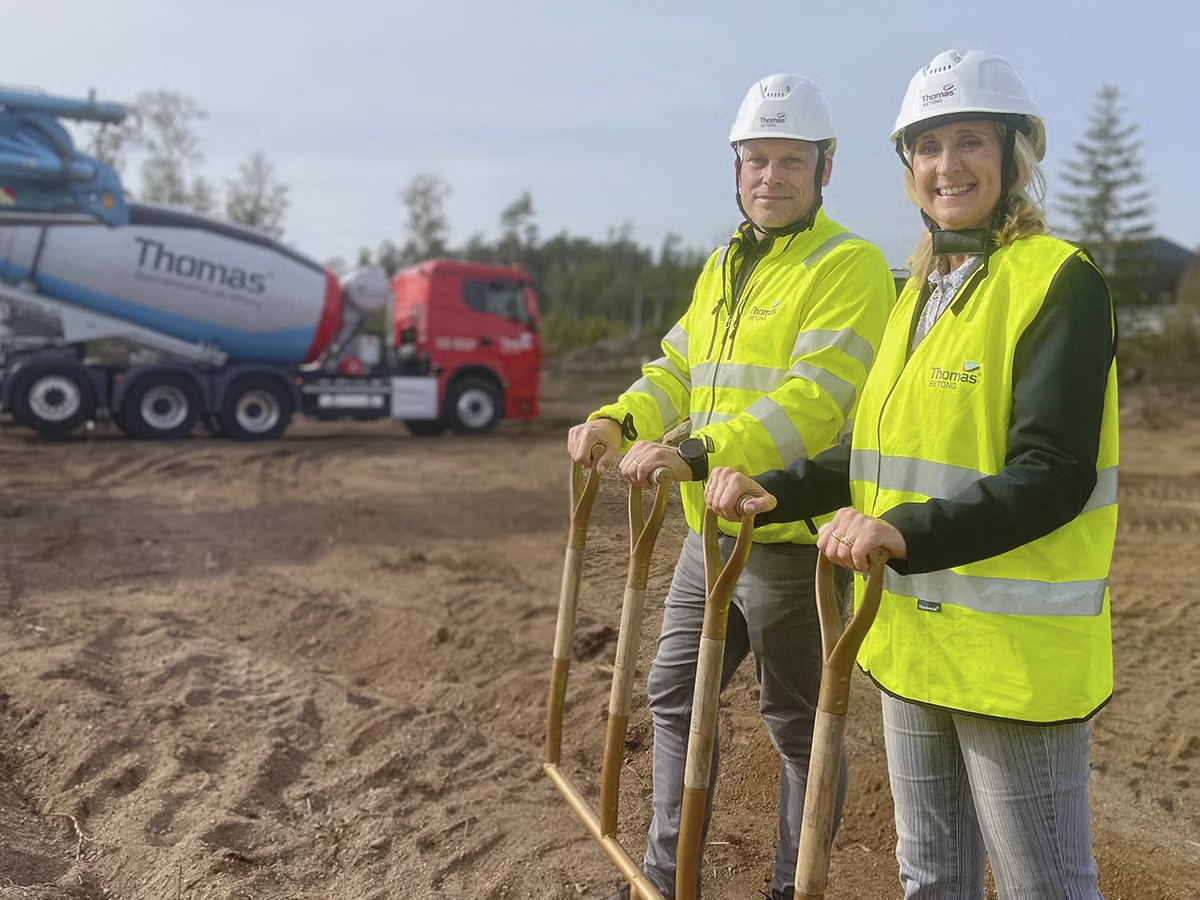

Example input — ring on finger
[831,529,855,549]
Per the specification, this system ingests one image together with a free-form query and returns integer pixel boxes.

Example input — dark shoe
[764,888,794,900]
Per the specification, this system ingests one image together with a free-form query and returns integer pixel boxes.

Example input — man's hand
[618,440,691,488]
[816,508,907,571]
[567,418,623,473]
[704,465,776,519]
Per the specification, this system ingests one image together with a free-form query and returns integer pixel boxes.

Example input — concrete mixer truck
[0,86,541,440]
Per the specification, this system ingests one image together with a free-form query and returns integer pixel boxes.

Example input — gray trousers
[642,531,846,898]
[882,693,1102,899]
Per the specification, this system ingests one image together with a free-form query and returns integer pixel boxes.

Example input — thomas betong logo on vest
[929,359,980,390]
[920,83,957,108]
[749,300,782,319]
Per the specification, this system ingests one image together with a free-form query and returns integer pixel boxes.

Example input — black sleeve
[750,435,852,527]
[881,253,1112,574]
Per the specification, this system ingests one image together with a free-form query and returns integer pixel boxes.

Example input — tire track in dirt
[1118,473,1200,535]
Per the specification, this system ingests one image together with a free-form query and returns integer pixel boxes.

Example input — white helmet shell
[729,74,837,155]
[891,50,1045,160]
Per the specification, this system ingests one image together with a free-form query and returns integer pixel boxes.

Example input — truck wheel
[405,419,446,437]
[11,361,97,437]
[220,376,293,441]
[446,377,501,434]
[121,373,202,439]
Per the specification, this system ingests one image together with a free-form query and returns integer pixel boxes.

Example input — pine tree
[1057,85,1154,305]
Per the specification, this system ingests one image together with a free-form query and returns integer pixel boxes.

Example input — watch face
[678,438,708,481]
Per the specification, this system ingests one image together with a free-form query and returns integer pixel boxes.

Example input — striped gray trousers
[882,693,1102,899]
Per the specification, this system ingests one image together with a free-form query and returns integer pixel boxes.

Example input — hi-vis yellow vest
[851,236,1117,723]
[593,209,893,544]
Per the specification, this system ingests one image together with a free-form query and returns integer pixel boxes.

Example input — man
[567,73,894,900]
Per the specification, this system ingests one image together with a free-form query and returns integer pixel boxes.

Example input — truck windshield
[462,279,531,326]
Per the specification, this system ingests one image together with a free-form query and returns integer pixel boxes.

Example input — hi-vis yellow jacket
[853,235,1118,723]
[592,209,894,543]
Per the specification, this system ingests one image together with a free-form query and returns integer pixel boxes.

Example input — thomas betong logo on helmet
[758,112,788,127]
[920,83,957,108]
[134,236,268,295]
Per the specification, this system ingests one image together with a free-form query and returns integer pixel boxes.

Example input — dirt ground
[0,350,1197,900]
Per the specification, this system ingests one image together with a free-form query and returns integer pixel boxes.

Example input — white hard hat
[729,74,837,155]
[891,50,1045,159]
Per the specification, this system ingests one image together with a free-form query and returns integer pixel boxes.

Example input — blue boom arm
[0,88,130,226]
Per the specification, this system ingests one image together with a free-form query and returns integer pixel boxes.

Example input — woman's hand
[704,466,776,520]
[817,508,907,571]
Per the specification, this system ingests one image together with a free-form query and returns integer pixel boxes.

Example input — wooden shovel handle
[815,548,888,714]
[794,547,889,900]
[567,443,606,551]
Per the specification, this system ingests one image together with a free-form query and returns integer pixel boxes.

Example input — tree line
[81,85,1172,351]
[350,176,710,350]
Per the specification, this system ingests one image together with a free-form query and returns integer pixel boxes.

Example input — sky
[8,0,1199,270]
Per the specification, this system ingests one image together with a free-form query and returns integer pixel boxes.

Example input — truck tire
[10,361,97,437]
[405,419,446,437]
[446,377,501,435]
[121,373,202,440]
[220,376,293,441]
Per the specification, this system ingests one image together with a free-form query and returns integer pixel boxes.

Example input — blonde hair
[904,124,1047,282]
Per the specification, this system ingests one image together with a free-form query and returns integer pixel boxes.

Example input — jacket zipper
[703,238,766,425]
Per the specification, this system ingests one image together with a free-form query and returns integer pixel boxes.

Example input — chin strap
[733,141,828,237]
[931,227,990,256]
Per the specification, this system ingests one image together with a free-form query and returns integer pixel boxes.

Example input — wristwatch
[677,437,710,481]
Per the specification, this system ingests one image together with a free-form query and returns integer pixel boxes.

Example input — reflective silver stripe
[691,357,859,417]
[803,231,861,266]
[1081,466,1119,512]
[701,411,736,425]
[663,323,689,357]
[788,361,856,415]
[693,359,854,415]
[646,354,691,391]
[881,456,986,498]
[692,361,787,392]
[851,453,1119,511]
[714,246,729,271]
[792,327,876,370]
[885,569,1107,617]
[850,448,879,483]
[745,394,808,463]
[629,375,678,429]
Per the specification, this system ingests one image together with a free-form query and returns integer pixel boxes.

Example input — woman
[705,50,1116,899]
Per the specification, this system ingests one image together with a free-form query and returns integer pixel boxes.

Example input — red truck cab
[391,260,541,433]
